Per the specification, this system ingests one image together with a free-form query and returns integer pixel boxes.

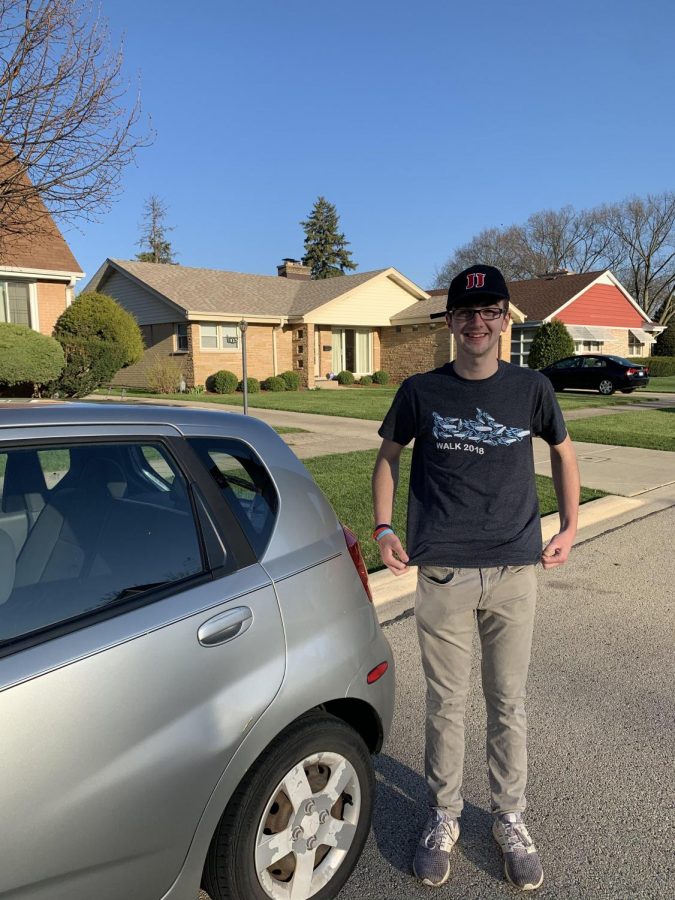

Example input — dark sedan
[541,354,650,395]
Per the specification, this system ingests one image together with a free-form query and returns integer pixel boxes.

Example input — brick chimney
[277,258,311,279]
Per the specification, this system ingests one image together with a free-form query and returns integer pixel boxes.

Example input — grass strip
[567,410,675,451]
[97,386,651,421]
[303,448,606,572]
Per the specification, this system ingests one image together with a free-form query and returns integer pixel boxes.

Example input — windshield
[607,355,642,366]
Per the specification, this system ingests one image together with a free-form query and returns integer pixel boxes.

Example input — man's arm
[542,435,580,569]
[372,438,410,575]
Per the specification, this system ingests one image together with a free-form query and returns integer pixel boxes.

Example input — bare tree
[434,224,534,286]
[0,0,151,241]
[435,193,675,324]
[601,193,675,325]
[136,195,176,264]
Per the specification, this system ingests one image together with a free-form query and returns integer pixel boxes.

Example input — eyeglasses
[450,307,506,322]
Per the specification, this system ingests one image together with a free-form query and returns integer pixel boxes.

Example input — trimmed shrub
[527,320,575,369]
[336,370,355,385]
[0,323,65,395]
[146,354,185,393]
[280,369,300,391]
[238,377,260,393]
[262,376,286,391]
[207,369,238,394]
[628,355,675,377]
[654,324,675,357]
[358,375,373,385]
[372,370,390,385]
[52,292,144,397]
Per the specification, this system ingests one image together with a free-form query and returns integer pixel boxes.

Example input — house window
[574,341,602,353]
[200,322,240,351]
[628,335,645,356]
[510,325,537,367]
[175,323,188,352]
[0,280,32,327]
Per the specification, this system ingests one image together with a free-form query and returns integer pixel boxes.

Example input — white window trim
[200,322,240,352]
[0,278,38,330]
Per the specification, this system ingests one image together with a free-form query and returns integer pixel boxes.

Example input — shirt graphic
[432,409,530,447]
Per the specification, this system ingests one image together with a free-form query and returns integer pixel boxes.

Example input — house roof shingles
[103,259,388,318]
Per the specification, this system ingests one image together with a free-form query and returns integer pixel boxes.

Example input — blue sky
[66,0,675,289]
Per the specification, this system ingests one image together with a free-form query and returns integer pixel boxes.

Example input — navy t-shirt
[378,361,568,567]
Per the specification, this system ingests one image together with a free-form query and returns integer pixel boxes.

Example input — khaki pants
[415,564,537,818]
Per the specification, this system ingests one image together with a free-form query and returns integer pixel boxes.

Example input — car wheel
[598,379,616,395]
[202,712,374,900]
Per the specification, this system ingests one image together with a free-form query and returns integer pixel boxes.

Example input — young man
[372,265,579,891]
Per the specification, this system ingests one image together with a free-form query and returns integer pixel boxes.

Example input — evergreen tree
[527,319,575,369]
[300,196,357,279]
[136,195,176,264]
[653,322,675,356]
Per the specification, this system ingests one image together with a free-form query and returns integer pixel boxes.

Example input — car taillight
[627,368,639,375]
[341,524,373,603]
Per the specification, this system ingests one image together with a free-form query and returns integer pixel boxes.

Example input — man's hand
[541,530,574,569]
[377,532,410,575]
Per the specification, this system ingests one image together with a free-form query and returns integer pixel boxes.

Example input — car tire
[598,379,616,395]
[202,712,374,900]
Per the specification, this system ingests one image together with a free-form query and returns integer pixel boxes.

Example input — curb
[368,493,674,609]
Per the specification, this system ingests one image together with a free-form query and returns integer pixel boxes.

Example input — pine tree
[300,196,357,279]
[527,319,575,369]
[136,195,176,264]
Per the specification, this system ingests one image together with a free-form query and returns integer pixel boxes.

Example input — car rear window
[0,441,205,645]
[187,438,278,556]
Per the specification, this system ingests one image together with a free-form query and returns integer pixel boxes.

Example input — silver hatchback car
[0,403,394,900]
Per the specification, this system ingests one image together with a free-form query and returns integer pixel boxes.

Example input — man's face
[446,301,510,360]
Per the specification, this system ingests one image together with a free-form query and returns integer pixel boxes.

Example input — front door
[331,328,371,374]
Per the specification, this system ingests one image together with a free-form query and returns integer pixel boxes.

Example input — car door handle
[198,607,253,647]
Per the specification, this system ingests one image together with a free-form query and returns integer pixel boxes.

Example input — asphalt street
[336,507,675,900]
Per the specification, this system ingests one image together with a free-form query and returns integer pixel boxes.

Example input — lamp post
[239,319,248,415]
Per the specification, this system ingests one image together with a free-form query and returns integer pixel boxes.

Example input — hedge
[280,370,300,391]
[628,356,675,377]
[359,375,373,385]
[372,370,390,385]
[0,323,65,392]
[207,369,238,394]
[53,291,144,397]
[262,376,286,392]
[238,377,260,393]
[336,370,355,385]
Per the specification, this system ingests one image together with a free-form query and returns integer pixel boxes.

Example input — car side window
[187,438,278,556]
[0,441,205,646]
[582,357,606,368]
[552,358,578,369]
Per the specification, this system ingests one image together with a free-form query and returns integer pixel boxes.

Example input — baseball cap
[430,264,510,318]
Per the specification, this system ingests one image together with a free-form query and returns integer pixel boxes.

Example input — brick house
[0,204,84,335]
[83,258,430,389]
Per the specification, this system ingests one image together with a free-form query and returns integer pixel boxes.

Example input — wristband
[373,527,395,542]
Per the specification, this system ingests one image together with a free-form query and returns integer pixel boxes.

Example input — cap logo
[466,272,486,289]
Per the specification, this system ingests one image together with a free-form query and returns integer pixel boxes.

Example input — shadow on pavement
[373,753,502,883]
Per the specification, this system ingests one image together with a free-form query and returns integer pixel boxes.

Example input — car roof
[0,400,269,437]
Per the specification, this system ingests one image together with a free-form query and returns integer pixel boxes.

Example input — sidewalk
[95,394,675,607]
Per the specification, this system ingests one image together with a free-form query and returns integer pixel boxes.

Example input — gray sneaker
[412,808,460,887]
[492,813,544,891]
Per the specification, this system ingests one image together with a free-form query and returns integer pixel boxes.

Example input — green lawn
[646,375,675,393]
[304,448,606,572]
[567,410,675,452]
[98,385,652,421]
